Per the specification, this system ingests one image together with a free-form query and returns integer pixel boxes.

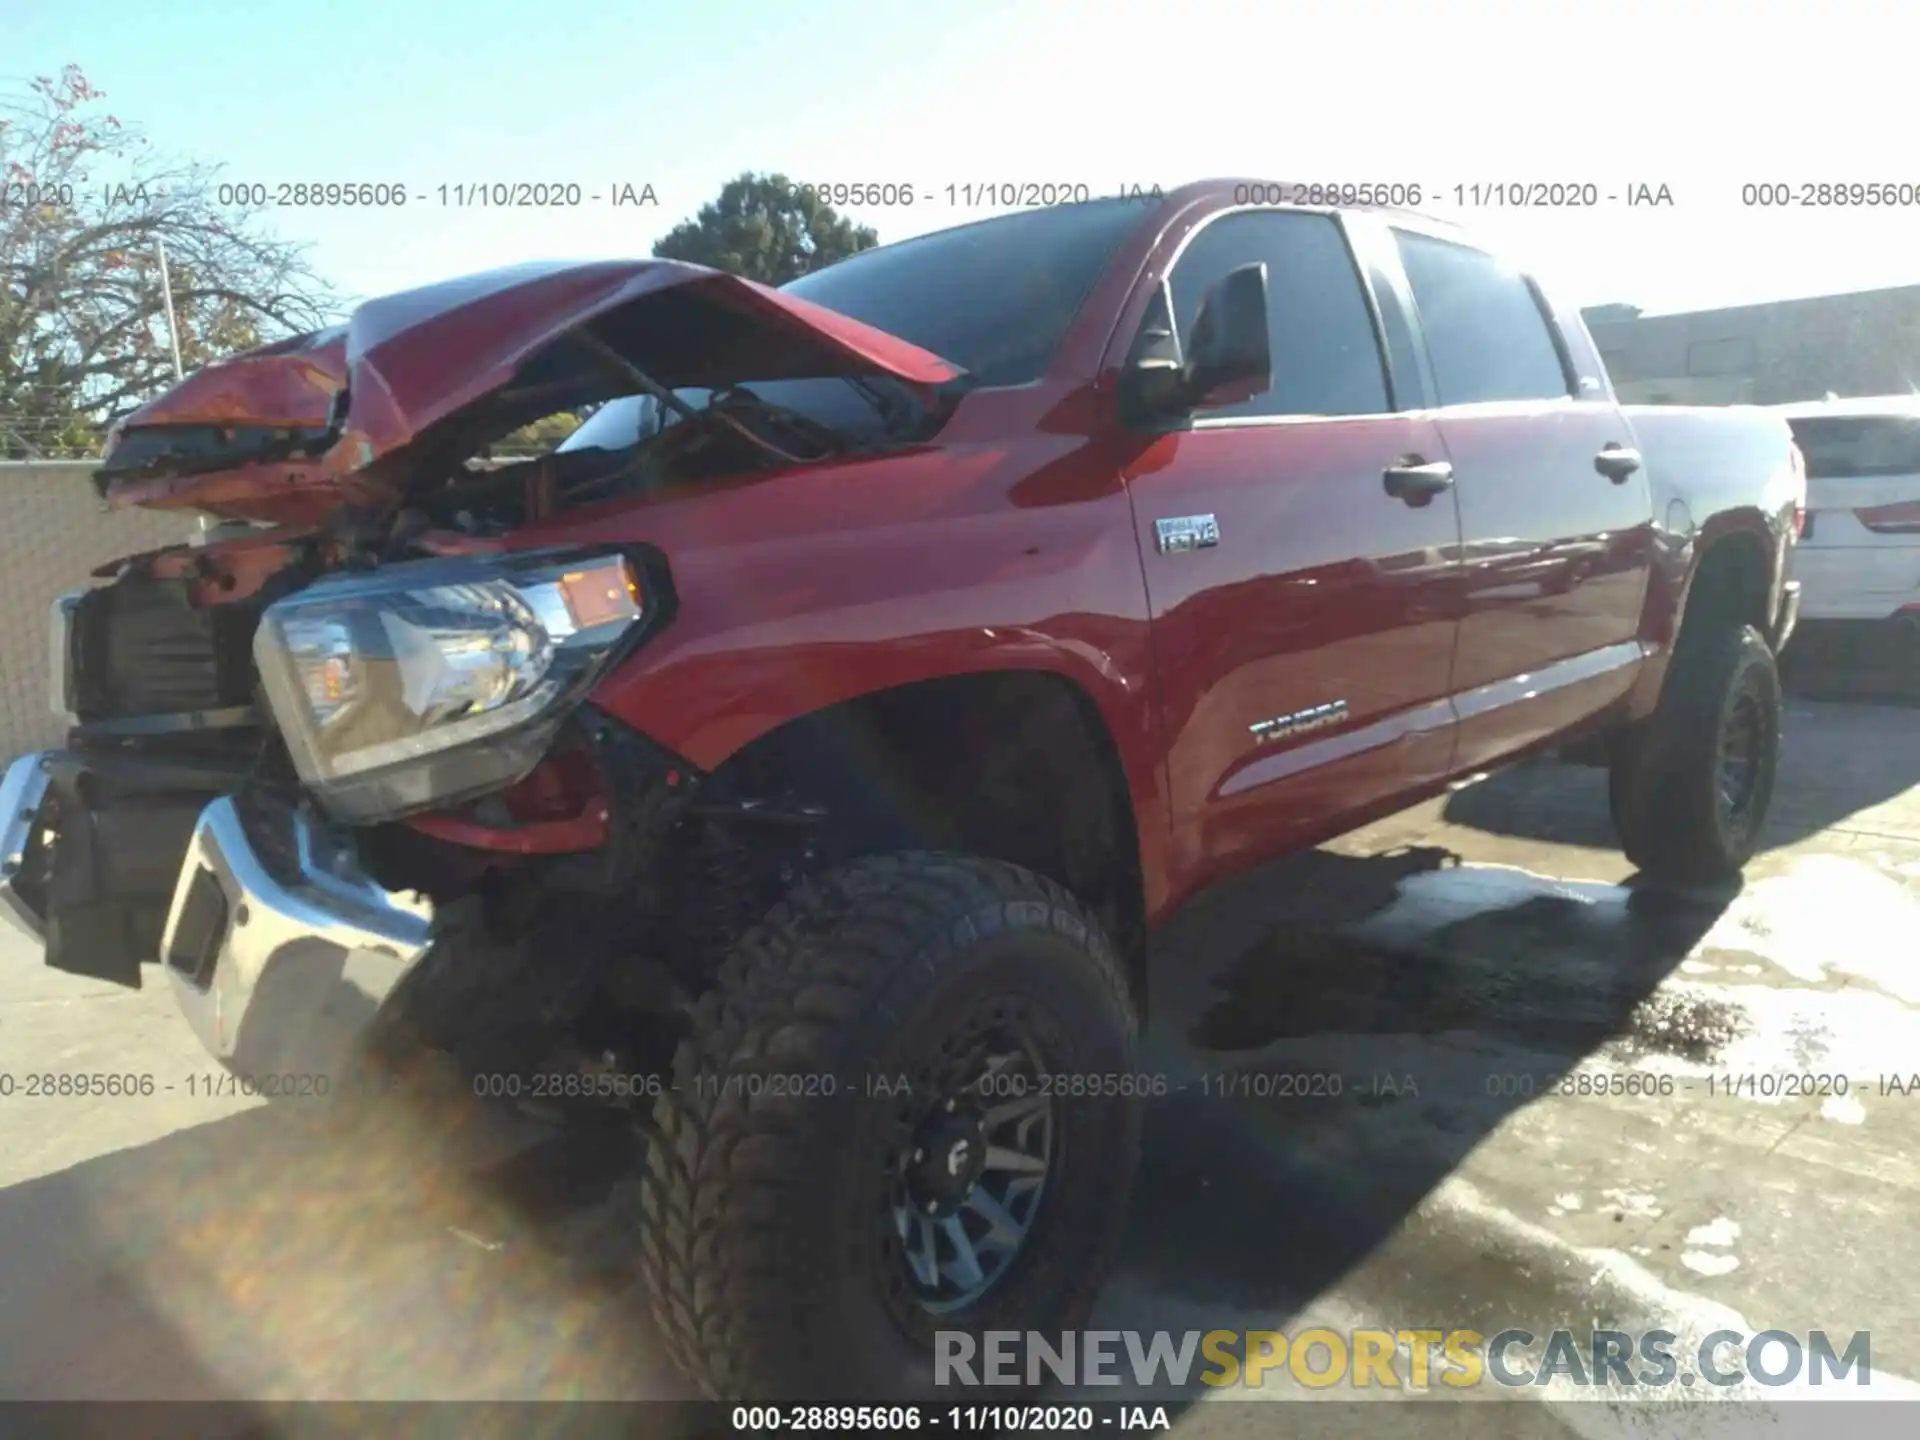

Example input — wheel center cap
[908,1112,988,1213]
[945,1135,973,1177]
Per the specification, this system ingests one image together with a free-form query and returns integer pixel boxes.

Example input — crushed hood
[97,259,965,526]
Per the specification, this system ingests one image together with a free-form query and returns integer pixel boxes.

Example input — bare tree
[1,64,338,456]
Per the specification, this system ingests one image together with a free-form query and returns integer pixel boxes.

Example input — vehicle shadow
[1781,620,1920,707]
[1074,840,1737,1407]
[1439,696,1920,855]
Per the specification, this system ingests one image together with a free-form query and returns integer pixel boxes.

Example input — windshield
[558,389,702,454]
[778,198,1151,387]
[557,199,1152,455]
[558,379,902,455]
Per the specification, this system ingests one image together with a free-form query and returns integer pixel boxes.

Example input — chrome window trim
[1156,204,1396,421]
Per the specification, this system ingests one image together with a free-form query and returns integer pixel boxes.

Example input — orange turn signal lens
[320,655,352,703]
[557,559,643,630]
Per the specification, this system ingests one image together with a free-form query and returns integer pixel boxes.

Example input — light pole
[154,236,185,382]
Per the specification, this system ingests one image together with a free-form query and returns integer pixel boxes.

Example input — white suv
[1774,395,1920,624]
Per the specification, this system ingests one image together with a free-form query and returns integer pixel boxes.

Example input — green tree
[494,409,584,455]
[651,171,878,285]
[1,64,337,457]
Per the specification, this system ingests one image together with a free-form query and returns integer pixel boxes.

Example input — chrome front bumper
[0,751,53,941]
[159,796,435,1084]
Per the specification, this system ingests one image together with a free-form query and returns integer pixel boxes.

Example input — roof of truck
[1166,178,1466,233]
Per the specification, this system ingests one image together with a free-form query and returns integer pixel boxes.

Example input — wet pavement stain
[1119,847,1770,1318]
[1189,928,1408,1050]
[1691,854,1920,1002]
[1190,859,1739,1066]
[1615,987,1749,1063]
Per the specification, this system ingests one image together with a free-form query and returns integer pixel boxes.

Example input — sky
[4,0,1918,319]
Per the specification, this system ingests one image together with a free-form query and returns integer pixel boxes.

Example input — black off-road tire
[633,852,1142,1401]
[1610,623,1782,886]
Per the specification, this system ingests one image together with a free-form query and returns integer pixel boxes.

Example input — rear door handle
[1383,458,1455,507]
[1595,445,1642,482]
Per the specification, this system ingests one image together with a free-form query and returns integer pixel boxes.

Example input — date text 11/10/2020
[14,1070,1920,1104]
[464,1070,1415,1102]
[0,1069,1385,1103]
[9,178,1692,215]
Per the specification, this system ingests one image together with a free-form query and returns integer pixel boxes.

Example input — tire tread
[631,852,1136,1399]
[1611,623,1781,884]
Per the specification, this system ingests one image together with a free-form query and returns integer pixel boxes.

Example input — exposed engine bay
[31,382,933,1086]
[102,377,930,541]
[33,560,302,987]
[3,258,976,1098]
[410,379,915,536]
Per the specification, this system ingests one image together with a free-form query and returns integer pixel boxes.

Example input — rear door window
[1394,230,1571,406]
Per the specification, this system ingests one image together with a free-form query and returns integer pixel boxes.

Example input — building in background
[1582,285,1920,406]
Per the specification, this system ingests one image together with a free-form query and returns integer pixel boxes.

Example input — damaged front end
[151,702,702,1092]
[3,554,298,987]
[0,542,705,1091]
[2,257,961,1094]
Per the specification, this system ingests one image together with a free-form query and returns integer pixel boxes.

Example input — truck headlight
[253,549,649,823]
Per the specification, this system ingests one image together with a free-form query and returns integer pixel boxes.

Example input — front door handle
[1383,458,1455,507]
[1595,444,1642,482]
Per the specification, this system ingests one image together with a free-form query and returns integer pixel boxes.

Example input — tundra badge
[1250,700,1349,744]
[1155,514,1220,554]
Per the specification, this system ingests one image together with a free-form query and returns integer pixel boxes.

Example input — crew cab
[0,181,1804,1402]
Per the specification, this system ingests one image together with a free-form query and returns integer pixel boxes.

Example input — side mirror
[1183,262,1271,410]
[1117,282,1188,425]
[1118,265,1272,426]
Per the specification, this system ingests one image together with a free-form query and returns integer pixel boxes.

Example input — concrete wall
[0,462,195,756]
[1585,284,1920,406]
[1611,374,1756,406]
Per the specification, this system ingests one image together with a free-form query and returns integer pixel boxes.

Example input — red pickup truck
[0,181,1802,1400]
